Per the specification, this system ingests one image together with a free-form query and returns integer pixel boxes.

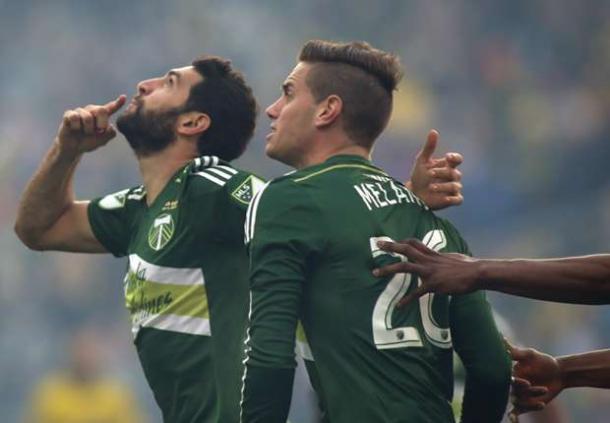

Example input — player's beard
[116,101,181,157]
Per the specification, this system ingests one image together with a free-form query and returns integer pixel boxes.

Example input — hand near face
[372,238,480,306]
[506,340,563,417]
[406,129,464,210]
[56,95,126,155]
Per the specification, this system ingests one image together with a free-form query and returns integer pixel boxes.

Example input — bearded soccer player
[241,40,511,423]
[15,57,259,423]
[14,55,464,421]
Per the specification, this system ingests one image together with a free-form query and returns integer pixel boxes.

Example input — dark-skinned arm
[373,239,610,305]
[507,341,610,416]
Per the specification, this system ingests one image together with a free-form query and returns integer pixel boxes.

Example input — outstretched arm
[15,96,126,252]
[406,129,464,210]
[508,341,610,416]
[373,239,610,305]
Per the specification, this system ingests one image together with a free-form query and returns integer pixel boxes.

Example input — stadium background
[2,0,610,421]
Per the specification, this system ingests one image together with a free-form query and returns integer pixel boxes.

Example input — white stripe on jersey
[239,291,254,422]
[127,254,204,286]
[195,171,227,186]
[215,164,238,175]
[133,313,211,337]
[206,166,234,180]
[244,181,270,244]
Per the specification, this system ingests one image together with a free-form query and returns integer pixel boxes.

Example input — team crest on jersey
[148,213,175,251]
[231,175,265,205]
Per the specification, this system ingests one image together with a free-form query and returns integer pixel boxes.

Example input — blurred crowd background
[2,0,610,421]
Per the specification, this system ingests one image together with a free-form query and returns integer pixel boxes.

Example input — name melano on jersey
[354,174,427,211]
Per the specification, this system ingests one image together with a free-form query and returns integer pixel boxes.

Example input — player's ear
[177,112,210,137]
[314,95,342,129]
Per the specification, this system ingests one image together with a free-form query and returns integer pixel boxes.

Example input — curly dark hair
[185,56,258,161]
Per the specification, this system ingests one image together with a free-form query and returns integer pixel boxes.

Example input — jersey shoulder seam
[292,163,387,183]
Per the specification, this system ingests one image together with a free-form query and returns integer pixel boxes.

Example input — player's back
[245,154,510,423]
[291,155,458,421]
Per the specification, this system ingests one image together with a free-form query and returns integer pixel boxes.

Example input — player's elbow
[14,221,47,251]
[468,358,512,393]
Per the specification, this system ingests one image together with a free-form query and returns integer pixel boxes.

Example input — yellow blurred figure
[24,329,144,423]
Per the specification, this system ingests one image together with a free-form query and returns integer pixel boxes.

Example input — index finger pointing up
[103,95,127,115]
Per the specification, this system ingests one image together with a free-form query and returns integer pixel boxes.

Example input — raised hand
[406,129,464,210]
[372,238,480,307]
[56,95,126,154]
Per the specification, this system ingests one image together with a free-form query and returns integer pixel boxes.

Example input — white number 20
[371,230,452,350]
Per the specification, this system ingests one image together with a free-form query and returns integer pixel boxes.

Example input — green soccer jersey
[242,155,511,423]
[88,156,264,423]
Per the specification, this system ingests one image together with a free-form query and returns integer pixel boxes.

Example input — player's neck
[295,136,371,169]
[138,144,194,206]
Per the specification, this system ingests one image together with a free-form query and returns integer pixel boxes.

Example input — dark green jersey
[88,156,265,423]
[242,155,510,423]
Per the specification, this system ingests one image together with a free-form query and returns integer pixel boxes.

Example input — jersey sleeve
[220,171,267,243]
[241,181,326,423]
[443,222,511,422]
[87,188,136,257]
[225,171,266,212]
[450,291,511,422]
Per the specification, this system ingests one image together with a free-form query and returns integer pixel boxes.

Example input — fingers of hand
[376,240,406,255]
[404,239,437,257]
[379,240,428,264]
[429,167,462,182]
[75,108,96,135]
[525,386,549,397]
[372,261,421,278]
[504,337,517,354]
[511,398,546,413]
[63,110,82,132]
[511,377,532,392]
[430,181,462,195]
[439,195,463,207]
[104,94,127,115]
[445,152,463,167]
[85,105,110,133]
[507,343,535,361]
[397,284,430,308]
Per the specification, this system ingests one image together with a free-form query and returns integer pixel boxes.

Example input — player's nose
[266,98,281,119]
[136,78,157,96]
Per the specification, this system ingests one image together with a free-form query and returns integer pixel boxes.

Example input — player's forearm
[451,292,511,423]
[241,365,294,423]
[557,349,610,389]
[479,256,610,304]
[15,140,82,249]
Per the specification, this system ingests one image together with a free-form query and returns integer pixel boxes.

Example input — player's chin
[265,139,279,159]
